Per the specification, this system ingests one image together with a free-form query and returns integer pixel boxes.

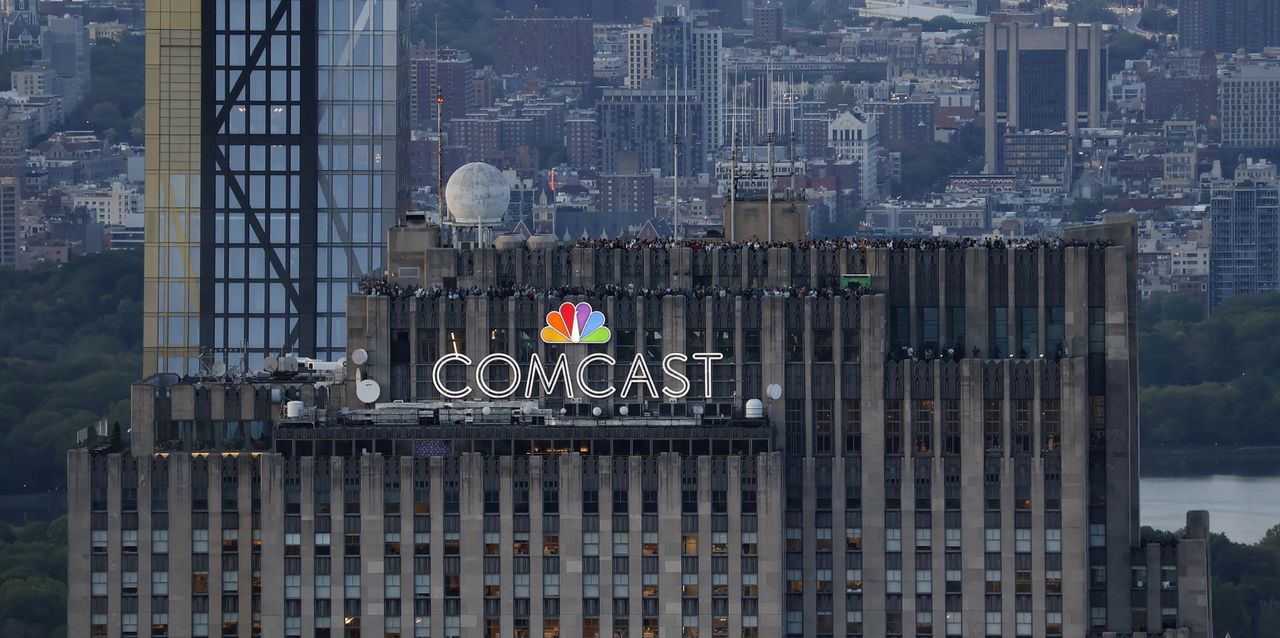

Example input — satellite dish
[766,384,783,400]
[263,357,279,372]
[619,405,629,416]
[351,348,369,366]
[356,379,381,404]
[211,362,227,377]
[592,406,603,417]
[482,406,492,416]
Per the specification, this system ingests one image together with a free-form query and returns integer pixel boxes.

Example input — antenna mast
[673,64,681,241]
[766,60,774,242]
[730,65,738,242]
[435,17,445,223]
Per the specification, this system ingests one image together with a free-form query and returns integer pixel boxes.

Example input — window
[1089,524,1106,548]
[886,569,901,594]
[1045,528,1061,552]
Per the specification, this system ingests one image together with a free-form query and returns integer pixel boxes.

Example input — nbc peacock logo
[541,302,611,344]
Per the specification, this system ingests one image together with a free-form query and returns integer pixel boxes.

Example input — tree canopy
[1139,293,1280,447]
[66,36,145,144]
[0,250,141,493]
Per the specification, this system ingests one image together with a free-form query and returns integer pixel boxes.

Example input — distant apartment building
[597,173,655,216]
[564,117,599,169]
[827,111,880,206]
[752,2,783,42]
[865,98,936,151]
[981,22,1106,173]
[494,16,594,83]
[1002,130,1071,187]
[66,181,143,226]
[1145,75,1218,124]
[0,176,14,268]
[449,100,569,169]
[626,6,723,150]
[409,46,473,132]
[597,88,705,177]
[10,64,54,96]
[1209,159,1280,307]
[1178,0,1280,53]
[1220,64,1280,148]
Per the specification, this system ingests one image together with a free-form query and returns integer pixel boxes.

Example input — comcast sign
[430,303,722,400]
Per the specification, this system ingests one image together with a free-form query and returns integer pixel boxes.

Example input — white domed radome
[445,162,510,225]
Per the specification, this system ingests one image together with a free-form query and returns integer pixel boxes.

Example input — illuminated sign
[429,303,723,400]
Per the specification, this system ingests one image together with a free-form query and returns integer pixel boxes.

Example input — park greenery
[0,250,141,494]
[67,36,145,144]
[1139,292,1280,447]
[0,517,67,638]
[1205,526,1280,638]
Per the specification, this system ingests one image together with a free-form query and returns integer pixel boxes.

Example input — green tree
[1065,0,1120,24]
[65,36,145,143]
[0,250,142,492]
[1108,31,1157,74]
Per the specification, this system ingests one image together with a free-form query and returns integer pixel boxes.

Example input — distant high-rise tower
[1179,0,1280,53]
[981,22,1106,174]
[1210,159,1280,307]
[143,0,409,375]
[753,2,783,42]
[0,177,15,269]
[626,6,724,152]
[408,46,473,132]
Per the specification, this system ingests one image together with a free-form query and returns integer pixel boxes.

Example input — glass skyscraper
[144,0,407,375]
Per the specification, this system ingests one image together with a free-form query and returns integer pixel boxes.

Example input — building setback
[71,217,1212,638]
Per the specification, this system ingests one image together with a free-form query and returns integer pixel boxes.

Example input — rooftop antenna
[766,58,775,242]
[435,17,445,224]
[730,64,739,242]
[673,63,681,241]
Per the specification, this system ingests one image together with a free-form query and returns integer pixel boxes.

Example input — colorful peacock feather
[541,302,611,344]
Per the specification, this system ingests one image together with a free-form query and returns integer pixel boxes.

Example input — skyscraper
[980,22,1106,174]
[71,217,1214,638]
[1209,159,1280,307]
[626,6,724,153]
[408,46,473,132]
[143,0,409,376]
[1178,0,1280,53]
[597,87,705,176]
[0,177,15,269]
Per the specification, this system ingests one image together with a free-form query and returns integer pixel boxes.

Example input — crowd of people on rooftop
[357,279,873,301]
[571,236,1112,252]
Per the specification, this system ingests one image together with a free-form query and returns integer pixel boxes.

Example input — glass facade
[143,0,406,375]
